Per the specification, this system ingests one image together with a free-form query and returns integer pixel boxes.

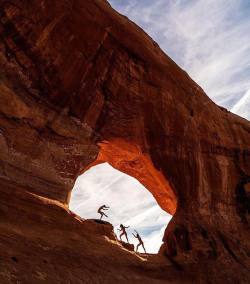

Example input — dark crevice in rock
[174,225,191,252]
[236,176,250,224]
[11,256,18,262]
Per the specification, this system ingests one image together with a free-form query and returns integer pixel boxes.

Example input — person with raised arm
[133,230,146,254]
[118,224,130,243]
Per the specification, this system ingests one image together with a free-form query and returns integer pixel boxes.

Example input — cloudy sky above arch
[108,0,250,120]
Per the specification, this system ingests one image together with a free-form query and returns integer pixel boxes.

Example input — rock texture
[0,0,249,283]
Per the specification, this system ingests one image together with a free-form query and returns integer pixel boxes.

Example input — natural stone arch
[74,139,177,215]
[0,0,249,282]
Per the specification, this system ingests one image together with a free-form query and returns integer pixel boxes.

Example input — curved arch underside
[83,139,177,215]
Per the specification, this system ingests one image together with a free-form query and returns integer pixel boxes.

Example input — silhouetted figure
[118,224,130,243]
[133,230,146,254]
[97,205,109,220]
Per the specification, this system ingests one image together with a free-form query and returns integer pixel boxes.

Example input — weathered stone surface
[0,0,249,282]
[119,241,135,252]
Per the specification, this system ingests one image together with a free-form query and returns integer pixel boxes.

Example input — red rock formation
[119,241,135,252]
[0,0,249,282]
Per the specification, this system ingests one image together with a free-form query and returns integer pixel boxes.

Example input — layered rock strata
[0,0,249,282]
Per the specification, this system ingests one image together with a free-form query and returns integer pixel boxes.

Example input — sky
[108,0,250,119]
[70,0,250,254]
[69,163,171,253]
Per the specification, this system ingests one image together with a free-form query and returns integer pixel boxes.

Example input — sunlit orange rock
[84,139,177,215]
[0,0,249,282]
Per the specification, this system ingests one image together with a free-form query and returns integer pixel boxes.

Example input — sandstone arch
[75,139,177,215]
[0,0,249,282]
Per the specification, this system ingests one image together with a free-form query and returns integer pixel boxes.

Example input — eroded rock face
[0,0,249,282]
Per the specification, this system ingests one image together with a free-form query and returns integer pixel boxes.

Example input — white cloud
[231,88,250,120]
[108,0,250,118]
[69,163,172,253]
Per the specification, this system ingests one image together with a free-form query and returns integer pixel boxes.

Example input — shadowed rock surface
[0,0,249,282]
[119,241,135,252]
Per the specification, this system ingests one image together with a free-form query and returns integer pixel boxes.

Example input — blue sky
[69,163,171,253]
[70,1,250,254]
[108,0,250,118]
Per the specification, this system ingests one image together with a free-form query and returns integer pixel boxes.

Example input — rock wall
[0,0,249,282]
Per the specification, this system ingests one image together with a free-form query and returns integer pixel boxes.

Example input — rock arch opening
[78,139,178,215]
[69,162,173,253]
[69,139,178,254]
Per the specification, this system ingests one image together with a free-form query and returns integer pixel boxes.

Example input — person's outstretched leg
[103,212,108,218]
[142,244,146,254]
[100,213,103,220]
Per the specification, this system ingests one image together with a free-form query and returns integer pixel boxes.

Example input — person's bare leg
[142,244,146,254]
[125,233,129,243]
[120,232,124,241]
[103,213,108,218]
[136,244,139,252]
